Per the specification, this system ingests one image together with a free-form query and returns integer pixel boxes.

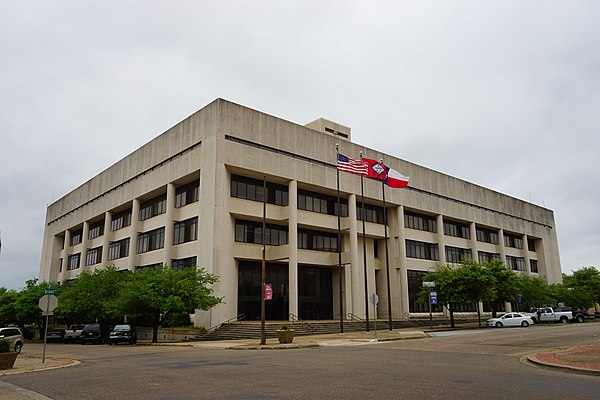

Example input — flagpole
[260,175,267,345]
[336,144,344,334]
[381,162,393,332]
[359,152,370,332]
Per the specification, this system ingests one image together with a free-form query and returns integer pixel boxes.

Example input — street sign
[43,288,58,295]
[422,281,435,288]
[264,284,273,300]
[39,294,58,312]
[370,293,379,305]
[516,294,523,303]
[430,291,438,305]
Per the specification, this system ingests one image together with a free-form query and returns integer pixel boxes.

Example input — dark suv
[108,324,137,345]
[80,324,107,344]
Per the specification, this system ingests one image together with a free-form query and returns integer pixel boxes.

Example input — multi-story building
[39,98,561,327]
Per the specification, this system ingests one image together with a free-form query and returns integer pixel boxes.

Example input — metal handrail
[203,313,245,335]
[347,313,365,323]
[288,313,315,333]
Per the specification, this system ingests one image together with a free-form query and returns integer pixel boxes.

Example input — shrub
[0,339,10,353]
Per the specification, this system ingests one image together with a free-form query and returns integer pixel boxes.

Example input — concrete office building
[39,99,562,327]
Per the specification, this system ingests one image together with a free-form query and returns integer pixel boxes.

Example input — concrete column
[163,183,176,267]
[396,205,409,319]
[436,214,446,264]
[348,194,361,318]
[129,198,140,270]
[101,212,112,267]
[288,180,298,319]
[522,234,531,273]
[59,230,71,280]
[82,221,90,268]
[469,222,478,263]
[498,228,506,266]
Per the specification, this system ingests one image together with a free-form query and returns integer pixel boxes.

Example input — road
[2,323,599,399]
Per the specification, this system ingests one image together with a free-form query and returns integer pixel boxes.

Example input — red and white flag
[362,157,409,188]
[361,158,388,180]
[337,153,368,175]
[384,166,409,188]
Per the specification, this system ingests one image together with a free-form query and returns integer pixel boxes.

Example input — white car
[487,313,534,328]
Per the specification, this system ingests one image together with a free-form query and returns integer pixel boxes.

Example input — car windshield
[113,325,131,331]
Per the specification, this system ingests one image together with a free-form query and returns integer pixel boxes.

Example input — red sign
[264,284,273,300]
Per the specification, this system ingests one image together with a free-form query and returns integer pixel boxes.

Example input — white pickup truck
[63,324,86,343]
[525,307,572,324]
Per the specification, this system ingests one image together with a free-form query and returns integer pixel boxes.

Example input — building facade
[39,99,562,327]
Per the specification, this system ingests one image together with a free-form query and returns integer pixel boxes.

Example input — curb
[526,347,600,376]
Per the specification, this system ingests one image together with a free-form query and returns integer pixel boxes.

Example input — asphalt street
[2,323,599,400]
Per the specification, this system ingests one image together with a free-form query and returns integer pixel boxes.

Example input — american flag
[337,153,368,175]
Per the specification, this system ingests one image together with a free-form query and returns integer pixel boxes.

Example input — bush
[0,339,10,353]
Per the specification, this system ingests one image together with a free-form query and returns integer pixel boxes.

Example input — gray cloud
[1,1,598,288]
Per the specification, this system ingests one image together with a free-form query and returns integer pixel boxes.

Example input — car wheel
[560,316,568,324]
[521,321,529,327]
[495,321,503,328]
[576,315,584,323]
[13,342,23,353]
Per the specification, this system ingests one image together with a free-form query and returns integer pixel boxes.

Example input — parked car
[525,307,572,323]
[108,324,137,345]
[63,324,86,343]
[45,328,65,343]
[487,313,534,328]
[80,324,107,344]
[0,327,24,353]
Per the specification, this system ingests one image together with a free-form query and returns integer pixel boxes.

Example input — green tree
[516,274,552,310]
[115,266,221,343]
[0,288,18,326]
[58,267,129,325]
[482,260,520,317]
[422,264,472,328]
[460,260,496,326]
[562,267,600,310]
[14,279,55,332]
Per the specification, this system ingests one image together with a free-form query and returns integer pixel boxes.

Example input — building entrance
[298,265,333,320]
[238,261,288,320]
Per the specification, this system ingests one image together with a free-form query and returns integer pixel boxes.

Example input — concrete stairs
[190,319,425,341]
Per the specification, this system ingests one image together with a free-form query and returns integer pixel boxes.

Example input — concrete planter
[0,352,18,370]
[276,330,295,344]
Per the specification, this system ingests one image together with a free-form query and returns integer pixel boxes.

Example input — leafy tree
[516,274,553,310]
[457,259,495,326]
[115,266,221,342]
[14,279,55,332]
[422,264,472,328]
[58,267,129,325]
[562,267,600,310]
[482,260,520,317]
[0,288,18,326]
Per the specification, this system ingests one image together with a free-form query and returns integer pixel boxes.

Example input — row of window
[234,220,340,252]
[67,181,200,245]
[65,256,199,273]
[84,218,200,264]
[135,257,198,271]
[404,211,537,250]
[405,239,537,271]
[233,175,385,223]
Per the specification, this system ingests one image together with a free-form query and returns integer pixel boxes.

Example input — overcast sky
[1,1,599,290]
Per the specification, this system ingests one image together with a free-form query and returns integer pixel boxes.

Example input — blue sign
[516,294,523,303]
[430,291,437,305]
